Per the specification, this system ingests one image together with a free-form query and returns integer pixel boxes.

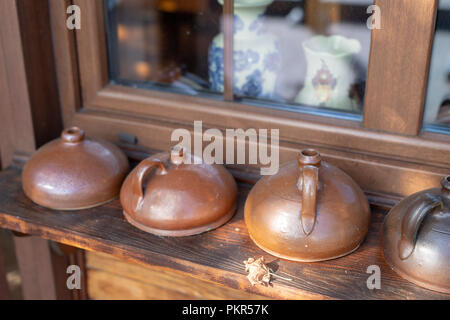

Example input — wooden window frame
[49,0,449,201]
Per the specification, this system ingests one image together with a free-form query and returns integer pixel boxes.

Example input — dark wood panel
[15,0,63,147]
[0,165,447,300]
[0,242,9,300]
[364,0,438,135]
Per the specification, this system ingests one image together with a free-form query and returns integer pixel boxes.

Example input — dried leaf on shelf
[243,257,272,286]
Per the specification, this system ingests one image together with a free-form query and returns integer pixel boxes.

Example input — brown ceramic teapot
[383,176,450,293]
[120,147,238,236]
[22,127,129,210]
[244,149,371,262]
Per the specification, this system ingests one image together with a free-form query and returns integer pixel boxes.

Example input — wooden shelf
[0,164,448,300]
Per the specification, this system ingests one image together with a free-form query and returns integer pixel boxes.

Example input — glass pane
[105,0,222,97]
[424,0,450,134]
[224,0,372,118]
[105,0,372,119]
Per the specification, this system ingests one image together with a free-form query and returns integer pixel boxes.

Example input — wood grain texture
[364,0,438,135]
[86,251,268,300]
[0,165,448,300]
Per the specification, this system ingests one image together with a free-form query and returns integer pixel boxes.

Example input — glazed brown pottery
[22,127,129,210]
[120,147,238,236]
[383,175,450,293]
[244,149,371,262]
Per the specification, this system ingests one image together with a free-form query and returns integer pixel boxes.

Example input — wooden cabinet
[0,0,449,300]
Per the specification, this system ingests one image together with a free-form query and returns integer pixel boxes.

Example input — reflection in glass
[105,0,222,96]
[216,0,372,115]
[105,0,372,117]
[424,0,450,133]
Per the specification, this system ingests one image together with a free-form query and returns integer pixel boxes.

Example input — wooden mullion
[363,0,438,136]
[72,0,109,105]
[49,0,82,127]
[223,0,234,101]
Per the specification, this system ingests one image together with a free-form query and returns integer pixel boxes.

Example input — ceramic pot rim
[123,203,237,237]
[302,35,362,58]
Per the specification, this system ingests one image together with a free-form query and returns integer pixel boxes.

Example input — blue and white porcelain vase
[209,0,280,99]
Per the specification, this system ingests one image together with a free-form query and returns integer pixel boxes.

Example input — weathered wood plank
[86,251,268,300]
[0,165,447,300]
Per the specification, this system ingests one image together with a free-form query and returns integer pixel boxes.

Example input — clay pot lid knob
[297,149,322,236]
[61,127,85,143]
[170,145,185,165]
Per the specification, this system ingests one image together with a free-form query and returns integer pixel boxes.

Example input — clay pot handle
[132,158,168,211]
[297,149,321,235]
[398,193,443,260]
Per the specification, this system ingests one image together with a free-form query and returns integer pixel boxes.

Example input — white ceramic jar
[295,35,362,111]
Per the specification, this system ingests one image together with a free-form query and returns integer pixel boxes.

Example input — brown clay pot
[244,149,371,262]
[383,175,450,293]
[120,147,238,236]
[22,127,129,210]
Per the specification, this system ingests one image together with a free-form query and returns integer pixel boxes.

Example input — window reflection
[225,0,371,114]
[105,0,222,95]
[105,0,372,117]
